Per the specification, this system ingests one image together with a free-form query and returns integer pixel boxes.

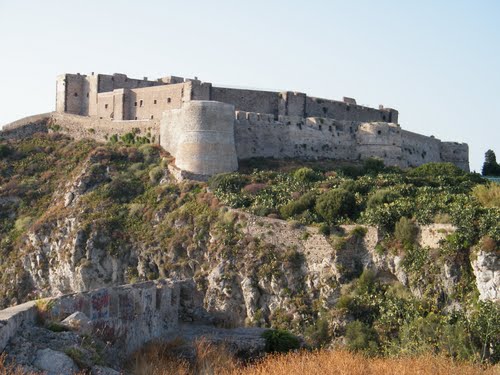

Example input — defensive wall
[57,72,398,124]
[0,279,205,354]
[1,72,470,178]
[1,112,160,144]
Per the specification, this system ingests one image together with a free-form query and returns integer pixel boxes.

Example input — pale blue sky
[0,0,498,172]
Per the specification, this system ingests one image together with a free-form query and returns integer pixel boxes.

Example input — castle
[2,72,469,178]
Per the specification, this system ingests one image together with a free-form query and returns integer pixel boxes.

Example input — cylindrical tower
[160,101,238,177]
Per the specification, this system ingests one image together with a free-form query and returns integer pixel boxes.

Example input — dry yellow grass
[231,350,497,375]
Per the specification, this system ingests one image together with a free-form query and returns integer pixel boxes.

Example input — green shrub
[363,158,385,174]
[408,162,466,177]
[262,329,301,353]
[305,316,331,348]
[0,144,12,158]
[315,189,356,223]
[366,189,400,209]
[345,320,378,353]
[280,192,316,219]
[293,167,322,183]
[394,217,418,246]
[318,223,330,236]
[149,166,164,184]
[208,173,249,193]
[104,176,144,203]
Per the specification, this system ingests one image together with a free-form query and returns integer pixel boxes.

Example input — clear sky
[0,0,498,172]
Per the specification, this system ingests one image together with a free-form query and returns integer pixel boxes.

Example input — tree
[482,149,500,176]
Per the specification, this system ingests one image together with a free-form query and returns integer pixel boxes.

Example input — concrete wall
[0,280,190,354]
[161,101,238,177]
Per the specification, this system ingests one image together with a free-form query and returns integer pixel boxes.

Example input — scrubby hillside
[0,133,498,364]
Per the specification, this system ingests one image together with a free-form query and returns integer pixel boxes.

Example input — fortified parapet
[160,101,238,178]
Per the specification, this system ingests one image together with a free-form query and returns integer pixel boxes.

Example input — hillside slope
[0,132,498,363]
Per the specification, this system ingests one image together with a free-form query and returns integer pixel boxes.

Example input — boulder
[61,311,92,334]
[33,348,78,375]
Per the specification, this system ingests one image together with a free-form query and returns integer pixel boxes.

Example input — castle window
[377,130,382,135]
[319,125,322,131]
[74,92,78,97]
[140,100,143,107]
[86,93,89,98]
[134,102,137,107]
[105,104,108,109]
[150,115,154,119]
[346,106,350,111]
[167,98,171,103]
[322,107,328,114]
[329,126,332,131]
[135,116,138,120]
[382,115,386,121]
[154,99,157,104]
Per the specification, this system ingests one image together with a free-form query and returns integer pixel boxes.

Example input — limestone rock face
[33,348,78,375]
[472,250,499,301]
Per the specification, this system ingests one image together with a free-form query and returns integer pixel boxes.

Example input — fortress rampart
[1,72,470,178]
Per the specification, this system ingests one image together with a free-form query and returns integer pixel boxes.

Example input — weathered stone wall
[440,142,470,171]
[233,111,468,171]
[50,112,160,143]
[161,101,238,177]
[401,130,442,168]
[0,113,50,140]
[0,279,192,353]
[211,87,281,118]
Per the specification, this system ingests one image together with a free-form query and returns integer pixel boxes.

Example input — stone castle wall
[1,112,160,144]
[232,110,468,170]
[56,72,398,126]
[161,101,238,177]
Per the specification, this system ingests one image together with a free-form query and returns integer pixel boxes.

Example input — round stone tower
[160,101,238,178]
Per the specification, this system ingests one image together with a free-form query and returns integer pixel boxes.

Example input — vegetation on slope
[0,134,499,366]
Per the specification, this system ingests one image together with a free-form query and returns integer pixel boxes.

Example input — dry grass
[127,337,238,375]
[127,339,496,375]
[473,183,500,208]
[2,345,496,375]
[230,350,497,375]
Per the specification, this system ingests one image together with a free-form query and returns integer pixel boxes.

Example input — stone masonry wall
[0,279,192,354]
[233,111,468,171]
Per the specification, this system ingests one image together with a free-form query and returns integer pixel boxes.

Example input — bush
[345,320,378,353]
[104,175,144,203]
[394,217,418,246]
[280,192,316,219]
[408,162,466,177]
[293,167,322,183]
[149,166,164,184]
[315,189,356,223]
[208,173,249,193]
[305,316,331,348]
[262,329,301,353]
[366,189,400,210]
[0,144,12,158]
[363,158,386,174]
